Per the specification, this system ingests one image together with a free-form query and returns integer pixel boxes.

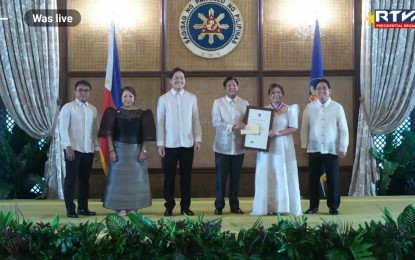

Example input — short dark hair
[315,78,331,89]
[120,86,136,100]
[169,67,186,79]
[223,77,239,88]
[75,80,92,90]
[268,83,284,96]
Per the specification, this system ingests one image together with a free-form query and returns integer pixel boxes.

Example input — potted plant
[0,124,49,199]
[372,130,415,195]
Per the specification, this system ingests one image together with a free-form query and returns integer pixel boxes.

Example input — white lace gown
[251,104,302,216]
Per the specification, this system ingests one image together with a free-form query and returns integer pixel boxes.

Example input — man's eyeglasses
[316,87,329,91]
[76,89,90,93]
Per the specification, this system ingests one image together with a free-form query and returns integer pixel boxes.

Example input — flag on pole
[100,19,122,175]
[309,19,323,102]
[309,19,327,196]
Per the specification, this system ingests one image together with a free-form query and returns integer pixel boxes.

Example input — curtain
[349,0,415,196]
[0,0,64,199]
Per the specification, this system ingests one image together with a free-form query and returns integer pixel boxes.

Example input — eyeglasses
[76,88,90,93]
[316,87,329,91]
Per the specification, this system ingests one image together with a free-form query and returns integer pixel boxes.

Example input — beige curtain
[0,0,64,199]
[349,0,415,196]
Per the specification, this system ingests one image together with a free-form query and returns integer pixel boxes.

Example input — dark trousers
[308,152,340,210]
[214,152,245,210]
[163,147,194,210]
[63,150,93,212]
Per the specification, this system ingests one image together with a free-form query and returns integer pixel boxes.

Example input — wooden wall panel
[263,0,353,70]
[68,0,161,71]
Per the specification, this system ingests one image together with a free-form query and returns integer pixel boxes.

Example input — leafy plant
[1,206,415,259]
[356,206,415,259]
[0,124,49,199]
[372,130,415,195]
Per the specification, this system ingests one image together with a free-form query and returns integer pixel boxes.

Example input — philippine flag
[309,19,327,196]
[100,20,122,175]
[309,19,323,102]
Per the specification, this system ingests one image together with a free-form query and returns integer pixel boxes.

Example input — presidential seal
[179,0,243,58]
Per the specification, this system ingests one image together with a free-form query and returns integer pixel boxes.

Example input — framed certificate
[242,106,273,151]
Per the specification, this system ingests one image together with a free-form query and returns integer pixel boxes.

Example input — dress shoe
[66,211,79,218]
[214,209,222,215]
[78,209,96,216]
[329,208,339,215]
[117,210,127,217]
[164,209,172,216]
[231,208,244,214]
[304,208,319,214]
[181,209,195,216]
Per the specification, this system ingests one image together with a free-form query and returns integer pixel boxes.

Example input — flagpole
[309,19,323,102]
[308,19,327,196]
[100,18,123,175]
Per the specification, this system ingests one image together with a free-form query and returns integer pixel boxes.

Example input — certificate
[242,106,273,151]
[241,124,259,135]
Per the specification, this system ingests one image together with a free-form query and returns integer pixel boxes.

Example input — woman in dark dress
[98,86,156,216]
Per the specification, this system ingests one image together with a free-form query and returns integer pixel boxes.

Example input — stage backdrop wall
[64,0,358,198]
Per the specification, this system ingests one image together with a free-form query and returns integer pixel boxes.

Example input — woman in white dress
[251,83,302,216]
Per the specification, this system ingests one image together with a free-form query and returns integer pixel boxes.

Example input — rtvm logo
[374,10,415,28]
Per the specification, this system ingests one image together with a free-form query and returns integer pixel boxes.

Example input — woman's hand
[110,150,117,162]
[138,150,147,161]
[268,129,280,137]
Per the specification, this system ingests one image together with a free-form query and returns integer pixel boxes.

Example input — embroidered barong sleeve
[59,104,72,148]
[337,106,349,153]
[212,99,233,132]
[192,96,202,143]
[156,96,166,146]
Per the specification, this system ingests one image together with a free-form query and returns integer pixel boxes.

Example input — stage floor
[1,196,414,231]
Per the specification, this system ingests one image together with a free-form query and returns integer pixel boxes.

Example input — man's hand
[66,146,75,161]
[339,151,347,158]
[93,151,100,162]
[194,142,201,152]
[302,148,308,158]
[233,123,246,130]
[158,146,165,157]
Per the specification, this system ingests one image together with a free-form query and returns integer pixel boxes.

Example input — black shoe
[66,211,79,218]
[78,209,96,216]
[304,208,319,214]
[214,209,222,215]
[329,209,339,215]
[164,209,172,216]
[181,209,195,215]
[231,208,244,214]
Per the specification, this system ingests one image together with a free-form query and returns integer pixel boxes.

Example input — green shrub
[0,124,49,199]
[1,205,415,259]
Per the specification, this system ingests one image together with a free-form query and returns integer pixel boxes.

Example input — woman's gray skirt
[103,142,152,210]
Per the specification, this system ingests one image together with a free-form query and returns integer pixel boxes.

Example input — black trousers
[214,152,245,210]
[63,150,93,212]
[163,147,194,210]
[308,152,340,210]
